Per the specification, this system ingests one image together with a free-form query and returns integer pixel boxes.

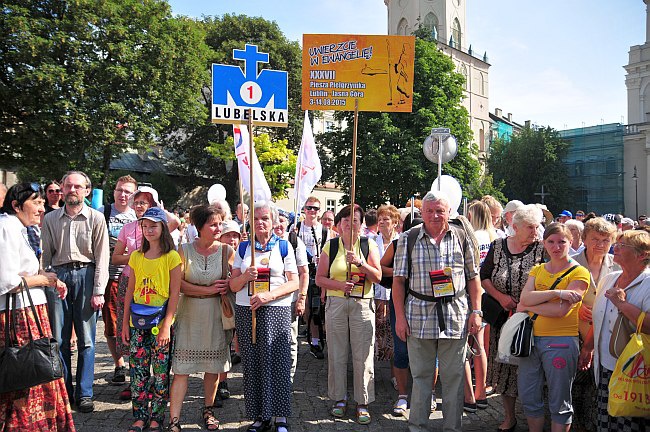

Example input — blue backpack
[237,239,289,262]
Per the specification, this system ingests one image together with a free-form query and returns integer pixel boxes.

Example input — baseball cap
[221,220,241,237]
[621,217,634,226]
[558,210,573,218]
[504,200,524,213]
[139,207,167,223]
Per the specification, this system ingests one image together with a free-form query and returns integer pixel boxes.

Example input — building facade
[559,124,625,215]
[623,0,650,218]
[385,0,491,156]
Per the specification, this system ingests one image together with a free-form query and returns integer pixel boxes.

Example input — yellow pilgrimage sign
[302,34,415,112]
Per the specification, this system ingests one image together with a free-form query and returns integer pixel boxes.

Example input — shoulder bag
[609,277,646,358]
[220,245,236,331]
[510,265,578,358]
[0,280,63,394]
[482,239,510,328]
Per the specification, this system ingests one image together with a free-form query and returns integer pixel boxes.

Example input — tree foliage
[163,14,303,205]
[317,35,493,209]
[487,126,573,213]
[207,133,296,200]
[1,0,210,185]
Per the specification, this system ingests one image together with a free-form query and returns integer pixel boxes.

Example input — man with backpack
[392,191,482,432]
[295,196,329,359]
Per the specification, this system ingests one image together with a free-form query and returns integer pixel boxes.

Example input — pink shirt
[116,220,143,278]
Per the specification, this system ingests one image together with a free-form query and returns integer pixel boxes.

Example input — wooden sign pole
[347,99,359,279]
[248,109,257,345]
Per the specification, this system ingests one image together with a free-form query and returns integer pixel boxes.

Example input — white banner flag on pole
[293,111,322,211]
[233,124,272,202]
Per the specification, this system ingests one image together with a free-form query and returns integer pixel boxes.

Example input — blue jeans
[389,297,410,369]
[46,264,98,401]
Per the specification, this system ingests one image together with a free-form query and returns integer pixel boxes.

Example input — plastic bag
[608,311,650,417]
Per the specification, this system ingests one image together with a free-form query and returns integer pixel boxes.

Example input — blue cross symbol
[233,44,269,81]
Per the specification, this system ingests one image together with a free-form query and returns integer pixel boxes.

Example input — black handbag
[510,265,578,358]
[482,292,508,328]
[0,282,63,394]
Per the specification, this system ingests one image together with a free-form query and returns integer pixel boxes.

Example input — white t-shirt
[234,240,298,307]
[474,229,492,265]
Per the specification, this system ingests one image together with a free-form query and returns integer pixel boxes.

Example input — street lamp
[633,166,639,220]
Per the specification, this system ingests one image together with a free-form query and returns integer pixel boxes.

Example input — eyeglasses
[133,201,150,207]
[304,205,320,211]
[47,189,61,194]
[588,239,611,246]
[613,242,638,251]
[114,188,134,195]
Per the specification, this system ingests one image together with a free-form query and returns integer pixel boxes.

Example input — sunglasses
[304,205,320,211]
[47,189,61,194]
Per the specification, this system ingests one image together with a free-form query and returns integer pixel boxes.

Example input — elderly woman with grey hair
[481,204,546,432]
[565,219,585,256]
[229,201,299,432]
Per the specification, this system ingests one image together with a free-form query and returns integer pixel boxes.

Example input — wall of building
[559,124,626,215]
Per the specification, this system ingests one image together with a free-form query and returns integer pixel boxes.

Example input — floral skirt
[0,302,76,431]
[374,299,393,361]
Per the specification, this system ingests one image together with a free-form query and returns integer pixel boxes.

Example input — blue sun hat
[139,207,167,223]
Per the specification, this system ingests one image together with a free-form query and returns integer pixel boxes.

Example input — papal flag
[293,111,322,210]
[233,124,272,202]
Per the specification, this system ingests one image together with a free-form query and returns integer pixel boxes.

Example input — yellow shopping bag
[608,311,650,417]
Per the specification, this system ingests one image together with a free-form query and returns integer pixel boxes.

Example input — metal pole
[437,135,442,191]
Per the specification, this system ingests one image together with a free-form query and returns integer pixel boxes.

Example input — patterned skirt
[0,302,76,431]
[235,304,292,420]
[486,322,519,397]
[115,273,130,357]
[596,367,648,432]
[374,299,393,361]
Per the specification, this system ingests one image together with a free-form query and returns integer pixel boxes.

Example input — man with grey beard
[42,171,110,413]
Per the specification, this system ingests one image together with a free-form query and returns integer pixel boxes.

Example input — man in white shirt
[295,196,329,359]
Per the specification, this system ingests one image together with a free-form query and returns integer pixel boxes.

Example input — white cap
[504,200,524,213]
[130,186,160,207]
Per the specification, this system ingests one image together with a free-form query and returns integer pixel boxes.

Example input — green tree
[207,133,296,200]
[164,14,303,204]
[487,126,573,213]
[318,34,486,209]
[1,0,210,185]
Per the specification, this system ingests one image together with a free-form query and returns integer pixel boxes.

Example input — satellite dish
[207,184,227,204]
[423,134,458,164]
[431,175,463,217]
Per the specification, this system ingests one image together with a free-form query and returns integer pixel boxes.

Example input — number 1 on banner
[240,81,262,104]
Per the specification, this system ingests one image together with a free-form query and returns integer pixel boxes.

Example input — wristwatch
[471,310,483,317]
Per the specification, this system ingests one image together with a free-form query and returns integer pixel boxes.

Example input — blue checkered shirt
[393,224,479,339]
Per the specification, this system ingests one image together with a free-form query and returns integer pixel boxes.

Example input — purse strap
[531,264,579,321]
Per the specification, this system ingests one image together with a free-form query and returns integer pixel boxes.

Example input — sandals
[246,418,271,432]
[165,417,181,432]
[392,396,408,417]
[273,421,290,432]
[356,406,371,425]
[329,400,347,418]
[128,420,148,432]
[202,406,220,431]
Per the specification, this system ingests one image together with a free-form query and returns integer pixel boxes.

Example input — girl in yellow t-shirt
[122,207,181,432]
[517,223,589,432]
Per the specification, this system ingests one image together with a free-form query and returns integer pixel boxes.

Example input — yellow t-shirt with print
[323,237,378,298]
[128,250,182,307]
[529,263,590,337]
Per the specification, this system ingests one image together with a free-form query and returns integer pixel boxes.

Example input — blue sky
[168,0,646,131]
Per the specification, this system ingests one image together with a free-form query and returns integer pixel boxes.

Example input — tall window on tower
[452,18,462,49]
[423,13,438,39]
[397,18,409,36]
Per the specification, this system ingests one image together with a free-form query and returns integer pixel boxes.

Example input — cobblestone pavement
[72,321,528,431]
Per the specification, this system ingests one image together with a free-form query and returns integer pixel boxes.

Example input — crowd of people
[1,173,649,432]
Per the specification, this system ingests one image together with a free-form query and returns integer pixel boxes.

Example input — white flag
[293,111,322,211]
[233,124,272,202]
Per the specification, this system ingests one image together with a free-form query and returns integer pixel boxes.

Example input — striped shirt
[393,224,479,339]
[41,205,110,296]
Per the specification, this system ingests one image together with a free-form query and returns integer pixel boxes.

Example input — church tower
[385,0,491,158]
[624,0,650,217]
